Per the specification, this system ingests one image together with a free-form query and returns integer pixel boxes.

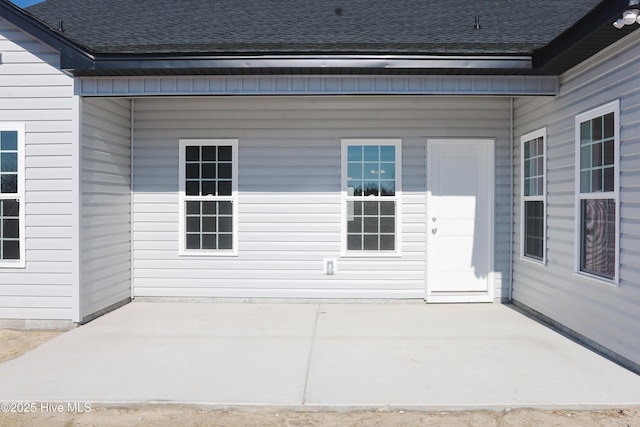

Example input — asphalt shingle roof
[24,0,604,56]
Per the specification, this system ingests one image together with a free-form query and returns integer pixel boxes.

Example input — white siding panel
[0,18,76,321]
[513,31,640,366]
[79,98,131,320]
[132,96,511,299]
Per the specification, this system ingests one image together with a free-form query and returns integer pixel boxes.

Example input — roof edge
[533,0,633,69]
[0,0,95,70]
[63,54,533,75]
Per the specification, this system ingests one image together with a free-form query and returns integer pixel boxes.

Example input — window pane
[347,216,362,233]
[185,146,200,161]
[348,146,362,162]
[202,201,217,214]
[2,219,19,238]
[580,145,591,170]
[2,240,20,260]
[218,181,232,196]
[591,169,602,193]
[364,145,378,161]
[380,235,395,251]
[524,201,544,260]
[380,181,395,196]
[201,163,216,179]
[581,199,615,279]
[592,116,602,140]
[380,217,395,233]
[2,199,18,216]
[364,163,378,180]
[218,234,233,249]
[1,153,17,173]
[186,234,200,249]
[380,201,395,216]
[349,181,363,196]
[218,146,232,161]
[380,163,395,180]
[1,174,17,193]
[603,112,614,138]
[202,146,217,161]
[0,131,17,151]
[202,181,216,196]
[218,234,233,250]
[185,181,199,196]
[363,182,378,196]
[218,217,233,233]
[186,217,200,233]
[604,140,614,166]
[186,163,200,179]
[380,145,395,162]
[580,171,591,193]
[363,235,378,250]
[218,201,233,215]
[580,121,591,144]
[592,142,602,167]
[202,217,217,232]
[364,217,378,233]
[202,234,217,249]
[363,201,378,215]
[347,163,362,180]
[218,163,232,179]
[603,167,614,192]
[347,234,362,250]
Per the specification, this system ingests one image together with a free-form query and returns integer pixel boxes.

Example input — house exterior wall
[0,18,77,321]
[131,95,512,299]
[513,30,640,366]
[79,98,131,321]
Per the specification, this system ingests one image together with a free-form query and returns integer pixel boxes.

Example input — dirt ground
[1,330,639,427]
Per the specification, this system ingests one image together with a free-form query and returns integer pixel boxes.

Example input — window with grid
[576,101,618,281]
[179,140,238,255]
[342,139,401,254]
[0,125,24,267]
[521,129,546,262]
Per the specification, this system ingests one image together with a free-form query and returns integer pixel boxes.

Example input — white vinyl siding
[130,96,512,299]
[513,30,640,366]
[0,18,76,320]
[80,98,131,320]
[520,128,546,263]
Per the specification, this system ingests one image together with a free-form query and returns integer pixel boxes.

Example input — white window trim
[574,100,620,285]
[520,127,547,265]
[340,138,402,257]
[0,123,26,268]
[178,139,239,257]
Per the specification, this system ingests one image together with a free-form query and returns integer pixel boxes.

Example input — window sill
[179,251,238,258]
[340,252,402,259]
[574,271,619,287]
[0,261,26,269]
[519,255,546,266]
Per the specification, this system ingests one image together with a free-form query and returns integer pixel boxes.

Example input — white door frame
[425,139,495,303]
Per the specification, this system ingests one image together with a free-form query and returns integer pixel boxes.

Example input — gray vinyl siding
[513,30,640,366]
[132,96,511,299]
[0,18,76,320]
[79,98,131,320]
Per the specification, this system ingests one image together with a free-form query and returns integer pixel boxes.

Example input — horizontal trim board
[79,75,559,96]
[72,55,533,74]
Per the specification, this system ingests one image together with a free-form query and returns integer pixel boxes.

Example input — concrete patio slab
[0,302,639,410]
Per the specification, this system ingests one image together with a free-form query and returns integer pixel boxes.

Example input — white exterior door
[426,139,494,302]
